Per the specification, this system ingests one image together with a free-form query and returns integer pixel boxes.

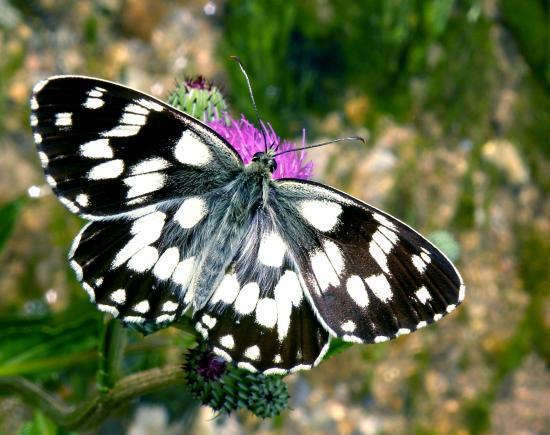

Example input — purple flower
[196,349,227,380]
[208,115,313,180]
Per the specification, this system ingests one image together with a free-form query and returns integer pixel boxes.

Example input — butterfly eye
[251,152,262,162]
[268,159,277,172]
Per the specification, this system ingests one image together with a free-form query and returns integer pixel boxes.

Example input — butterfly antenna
[230,56,268,152]
[273,136,365,157]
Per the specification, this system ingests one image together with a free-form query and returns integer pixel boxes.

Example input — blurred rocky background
[0,0,548,433]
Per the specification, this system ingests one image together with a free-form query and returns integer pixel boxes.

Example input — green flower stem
[0,365,186,430]
[97,317,127,393]
[0,335,175,377]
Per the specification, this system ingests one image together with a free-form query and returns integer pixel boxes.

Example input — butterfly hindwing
[31,76,242,220]
[195,206,331,374]
[69,187,234,326]
[273,179,465,344]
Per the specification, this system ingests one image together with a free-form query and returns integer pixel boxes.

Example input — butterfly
[30,76,465,375]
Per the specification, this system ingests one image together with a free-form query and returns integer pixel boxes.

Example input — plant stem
[0,365,186,430]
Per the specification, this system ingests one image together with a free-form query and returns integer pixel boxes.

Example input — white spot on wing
[130,157,170,175]
[433,313,443,321]
[415,286,431,304]
[374,335,389,343]
[82,283,95,302]
[133,300,150,314]
[80,139,113,159]
[174,196,207,228]
[101,124,141,137]
[37,151,48,166]
[110,289,126,304]
[369,241,389,274]
[234,282,260,315]
[220,335,235,349]
[420,251,431,263]
[83,97,104,109]
[162,301,179,312]
[372,212,397,230]
[172,257,195,287]
[30,114,38,127]
[46,175,57,188]
[88,159,124,180]
[153,247,180,280]
[411,254,428,273]
[459,284,466,302]
[446,304,456,313]
[88,89,103,98]
[255,298,277,328]
[75,193,89,207]
[123,316,146,323]
[396,328,411,337]
[124,103,149,115]
[210,274,240,305]
[96,302,122,317]
[300,200,342,232]
[55,112,72,127]
[127,246,159,272]
[310,249,340,291]
[30,96,39,110]
[174,130,212,166]
[112,211,165,268]
[70,260,83,281]
[322,239,345,275]
[137,98,163,112]
[59,196,79,213]
[258,232,287,267]
[120,112,146,126]
[124,173,166,198]
[237,362,257,372]
[244,345,260,361]
[341,320,356,332]
[156,314,175,323]
[201,314,216,329]
[33,133,42,144]
[97,304,119,317]
[346,275,369,307]
[365,273,393,302]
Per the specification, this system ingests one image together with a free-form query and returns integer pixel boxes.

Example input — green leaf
[0,196,26,252]
[18,410,61,435]
[0,310,99,377]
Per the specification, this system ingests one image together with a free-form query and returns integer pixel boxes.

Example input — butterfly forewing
[273,180,465,344]
[31,76,242,219]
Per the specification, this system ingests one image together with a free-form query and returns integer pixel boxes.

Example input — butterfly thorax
[191,161,273,310]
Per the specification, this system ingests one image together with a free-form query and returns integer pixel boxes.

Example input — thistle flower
[183,342,289,418]
[208,115,313,180]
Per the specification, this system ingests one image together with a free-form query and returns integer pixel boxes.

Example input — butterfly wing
[31,76,243,220]
[31,76,244,324]
[194,205,330,374]
[272,179,465,343]
[193,178,464,373]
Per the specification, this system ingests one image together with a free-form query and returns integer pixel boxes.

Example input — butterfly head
[251,150,277,174]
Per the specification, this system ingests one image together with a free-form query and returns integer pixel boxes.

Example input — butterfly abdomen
[192,172,265,310]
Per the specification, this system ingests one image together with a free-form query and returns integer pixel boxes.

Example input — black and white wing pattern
[194,179,464,374]
[31,76,242,220]
[274,180,465,344]
[195,206,330,375]
[31,76,242,324]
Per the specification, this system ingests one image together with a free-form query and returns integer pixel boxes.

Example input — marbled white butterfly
[30,76,465,375]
